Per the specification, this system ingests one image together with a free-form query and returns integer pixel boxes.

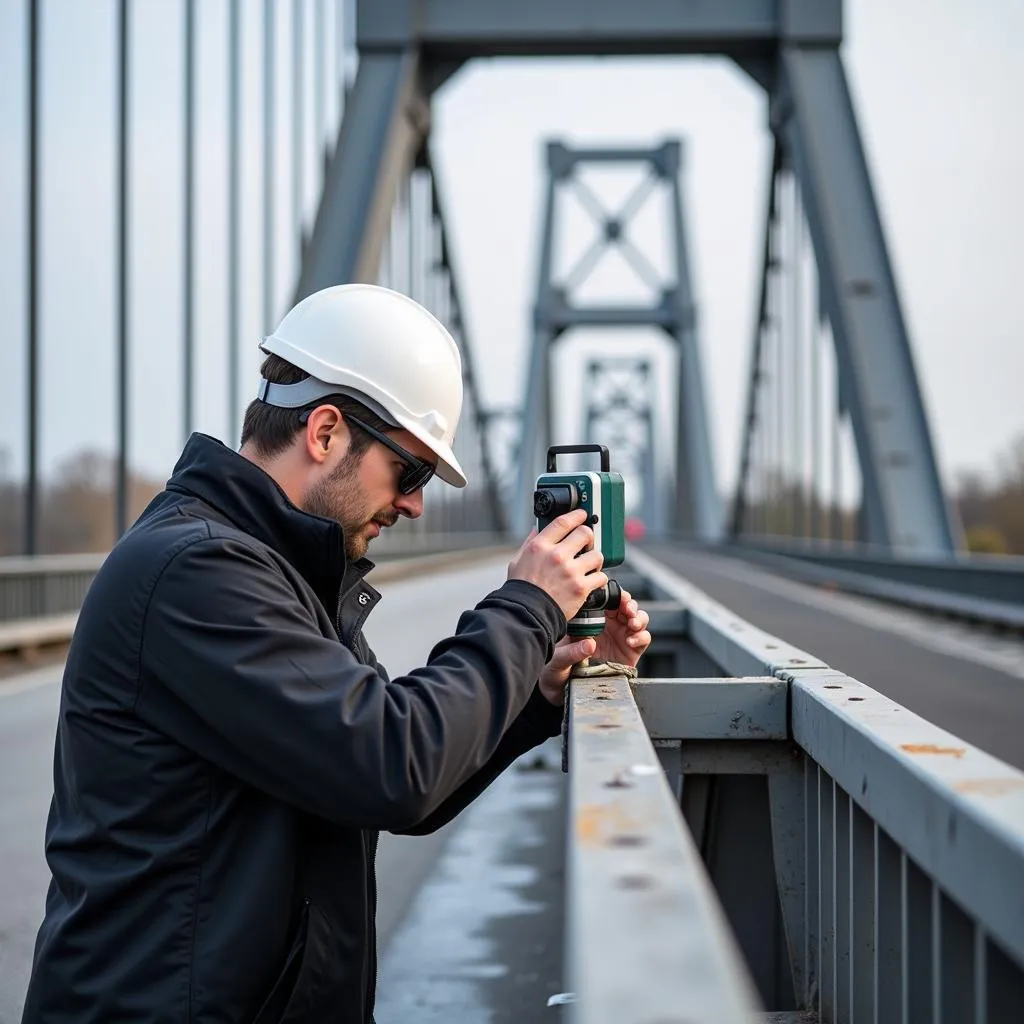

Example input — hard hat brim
[390,411,468,489]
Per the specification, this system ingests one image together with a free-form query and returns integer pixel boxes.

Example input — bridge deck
[2,550,1022,1021]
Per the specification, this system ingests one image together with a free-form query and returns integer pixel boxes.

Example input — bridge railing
[565,547,1024,1022]
[0,535,511,652]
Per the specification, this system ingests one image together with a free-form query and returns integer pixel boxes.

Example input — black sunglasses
[345,413,436,494]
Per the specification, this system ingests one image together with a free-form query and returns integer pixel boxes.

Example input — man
[22,284,651,1023]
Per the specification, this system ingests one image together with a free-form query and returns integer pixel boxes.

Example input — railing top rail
[567,671,763,1022]
[625,544,1024,965]
[0,553,108,575]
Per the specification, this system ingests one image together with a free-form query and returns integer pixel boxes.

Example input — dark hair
[240,353,394,459]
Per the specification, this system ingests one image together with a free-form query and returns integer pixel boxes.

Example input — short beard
[303,452,371,561]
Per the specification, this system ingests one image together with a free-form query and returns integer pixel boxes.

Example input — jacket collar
[165,433,374,609]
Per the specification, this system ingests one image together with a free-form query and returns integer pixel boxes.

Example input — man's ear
[303,405,347,464]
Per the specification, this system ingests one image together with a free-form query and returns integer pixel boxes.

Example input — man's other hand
[507,508,608,621]
[538,590,652,705]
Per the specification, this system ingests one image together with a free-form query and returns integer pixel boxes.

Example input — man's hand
[507,508,608,621]
[538,589,652,705]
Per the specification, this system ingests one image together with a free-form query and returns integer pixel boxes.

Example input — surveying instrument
[533,444,626,638]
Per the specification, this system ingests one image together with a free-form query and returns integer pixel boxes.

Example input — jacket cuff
[521,683,566,739]
[493,579,567,644]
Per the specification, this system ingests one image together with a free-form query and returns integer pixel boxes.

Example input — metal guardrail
[564,547,1024,1022]
[0,538,512,653]
[729,538,1024,628]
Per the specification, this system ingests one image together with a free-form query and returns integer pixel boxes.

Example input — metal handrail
[565,547,1024,1021]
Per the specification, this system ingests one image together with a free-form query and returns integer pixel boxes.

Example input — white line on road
[675,551,1024,682]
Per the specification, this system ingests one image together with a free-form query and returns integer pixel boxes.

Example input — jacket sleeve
[393,683,564,836]
[136,535,566,831]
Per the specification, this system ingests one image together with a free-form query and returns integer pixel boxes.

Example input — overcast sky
[0,0,1021,508]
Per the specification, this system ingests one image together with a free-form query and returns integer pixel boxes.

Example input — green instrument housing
[533,445,626,638]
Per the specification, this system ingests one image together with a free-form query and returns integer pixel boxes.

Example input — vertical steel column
[263,0,275,333]
[314,0,325,173]
[811,313,822,540]
[832,372,842,541]
[292,0,304,260]
[227,0,240,442]
[668,148,721,539]
[116,0,130,537]
[183,0,196,441]
[730,143,779,541]
[790,177,804,539]
[773,181,785,536]
[336,0,345,99]
[512,164,558,536]
[782,48,956,554]
[25,0,40,554]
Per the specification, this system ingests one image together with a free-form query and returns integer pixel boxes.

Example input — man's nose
[394,488,424,519]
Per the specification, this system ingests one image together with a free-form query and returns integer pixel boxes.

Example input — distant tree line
[953,434,1024,555]
[1,436,1021,556]
[733,432,1024,556]
[0,446,507,556]
[0,449,164,556]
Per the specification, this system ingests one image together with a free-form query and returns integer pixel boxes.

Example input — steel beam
[294,51,429,296]
[790,667,1024,969]
[668,149,722,540]
[567,672,763,1021]
[359,0,841,56]
[632,677,788,740]
[512,163,558,534]
[778,48,957,555]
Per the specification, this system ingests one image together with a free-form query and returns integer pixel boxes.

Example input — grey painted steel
[516,141,721,539]
[790,667,1024,974]
[116,0,130,538]
[738,539,1024,604]
[294,51,427,296]
[632,677,788,740]
[731,142,781,540]
[183,0,196,440]
[566,672,763,1022]
[627,547,826,678]
[425,162,508,534]
[0,554,104,624]
[667,143,723,540]
[727,542,1024,629]
[227,0,241,443]
[262,0,275,335]
[512,159,557,533]
[26,0,40,555]
[619,547,1024,1018]
[778,48,957,555]
[359,0,841,55]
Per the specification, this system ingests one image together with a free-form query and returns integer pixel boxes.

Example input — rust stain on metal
[900,743,966,759]
[954,778,1024,796]
[575,802,643,847]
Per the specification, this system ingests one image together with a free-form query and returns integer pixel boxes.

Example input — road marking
[672,551,1024,683]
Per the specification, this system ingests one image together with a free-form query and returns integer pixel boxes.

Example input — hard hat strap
[257,376,397,428]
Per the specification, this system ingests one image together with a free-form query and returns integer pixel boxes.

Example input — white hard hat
[257,284,467,488]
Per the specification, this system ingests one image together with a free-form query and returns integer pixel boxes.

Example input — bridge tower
[511,141,719,539]
[299,0,955,555]
[582,359,662,534]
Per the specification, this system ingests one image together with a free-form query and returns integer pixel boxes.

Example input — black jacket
[22,434,566,1024]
